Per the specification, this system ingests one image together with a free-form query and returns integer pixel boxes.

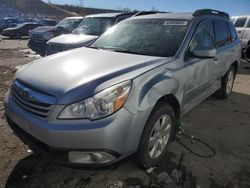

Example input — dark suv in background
[28,17,83,56]
[1,23,42,39]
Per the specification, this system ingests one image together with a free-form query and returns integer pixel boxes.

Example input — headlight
[58,80,132,120]
[43,32,54,40]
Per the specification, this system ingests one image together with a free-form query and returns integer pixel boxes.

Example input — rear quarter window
[235,17,247,28]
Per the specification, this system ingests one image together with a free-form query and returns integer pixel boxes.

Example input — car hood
[16,47,170,104]
[32,26,57,33]
[3,28,15,32]
[48,34,98,45]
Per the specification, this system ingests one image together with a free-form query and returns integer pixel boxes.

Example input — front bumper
[47,43,73,55]
[4,93,152,165]
[28,39,48,56]
[1,32,12,37]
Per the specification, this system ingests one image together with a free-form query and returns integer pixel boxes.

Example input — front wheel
[216,66,235,99]
[135,102,175,168]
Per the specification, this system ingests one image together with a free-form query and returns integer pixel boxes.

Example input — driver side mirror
[192,47,217,58]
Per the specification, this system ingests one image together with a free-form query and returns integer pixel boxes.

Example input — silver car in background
[46,12,134,55]
[5,9,241,168]
[231,15,250,61]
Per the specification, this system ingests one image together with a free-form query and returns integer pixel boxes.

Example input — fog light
[68,151,116,164]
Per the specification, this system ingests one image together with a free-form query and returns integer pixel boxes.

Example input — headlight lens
[43,32,54,40]
[58,80,131,120]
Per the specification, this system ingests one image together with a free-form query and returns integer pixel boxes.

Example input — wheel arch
[157,94,181,120]
[231,61,239,76]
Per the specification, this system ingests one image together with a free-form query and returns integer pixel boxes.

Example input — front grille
[49,44,65,54]
[32,33,44,41]
[12,81,56,119]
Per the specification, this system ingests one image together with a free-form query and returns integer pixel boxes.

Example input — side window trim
[184,19,215,62]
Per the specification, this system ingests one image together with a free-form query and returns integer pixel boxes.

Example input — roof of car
[64,17,84,19]
[85,12,132,18]
[231,15,250,18]
[21,22,40,25]
[131,12,194,20]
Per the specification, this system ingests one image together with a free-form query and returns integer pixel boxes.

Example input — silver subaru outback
[4,9,241,168]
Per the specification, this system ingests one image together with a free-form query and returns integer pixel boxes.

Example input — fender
[125,67,183,114]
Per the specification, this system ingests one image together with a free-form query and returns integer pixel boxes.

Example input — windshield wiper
[94,46,144,55]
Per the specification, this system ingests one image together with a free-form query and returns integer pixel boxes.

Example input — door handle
[213,57,218,61]
[237,31,242,34]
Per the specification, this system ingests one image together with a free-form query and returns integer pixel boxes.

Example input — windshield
[57,18,82,30]
[91,19,189,57]
[15,23,26,29]
[72,17,114,36]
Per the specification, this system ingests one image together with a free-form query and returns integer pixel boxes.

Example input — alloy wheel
[148,114,172,159]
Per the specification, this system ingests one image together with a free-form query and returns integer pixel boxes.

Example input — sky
[46,0,250,16]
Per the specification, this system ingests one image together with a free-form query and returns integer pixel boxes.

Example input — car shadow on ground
[238,60,250,75]
[4,152,178,188]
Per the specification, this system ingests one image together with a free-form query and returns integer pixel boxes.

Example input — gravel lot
[0,36,250,188]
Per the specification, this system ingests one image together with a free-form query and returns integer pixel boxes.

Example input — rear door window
[214,20,229,47]
[235,17,247,28]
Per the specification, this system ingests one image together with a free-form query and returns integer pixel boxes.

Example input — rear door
[213,19,235,77]
[234,17,247,40]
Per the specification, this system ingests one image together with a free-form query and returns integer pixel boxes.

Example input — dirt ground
[0,36,250,188]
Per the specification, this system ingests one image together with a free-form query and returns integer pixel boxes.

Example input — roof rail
[193,9,229,19]
[133,11,166,17]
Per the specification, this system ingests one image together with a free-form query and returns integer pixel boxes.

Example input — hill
[0,0,121,20]
[0,0,78,19]
[54,4,120,16]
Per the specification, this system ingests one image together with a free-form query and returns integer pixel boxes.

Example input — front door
[182,19,216,112]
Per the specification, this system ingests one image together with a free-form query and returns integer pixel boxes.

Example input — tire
[216,65,235,99]
[244,45,250,62]
[14,32,21,39]
[135,102,175,168]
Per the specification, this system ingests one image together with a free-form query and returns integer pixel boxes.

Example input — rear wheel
[216,65,235,99]
[135,102,175,168]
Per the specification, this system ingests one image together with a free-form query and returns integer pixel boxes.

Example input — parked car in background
[4,9,241,168]
[28,17,83,56]
[39,19,57,26]
[46,13,134,55]
[231,15,250,62]
[0,17,19,32]
[1,22,42,39]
